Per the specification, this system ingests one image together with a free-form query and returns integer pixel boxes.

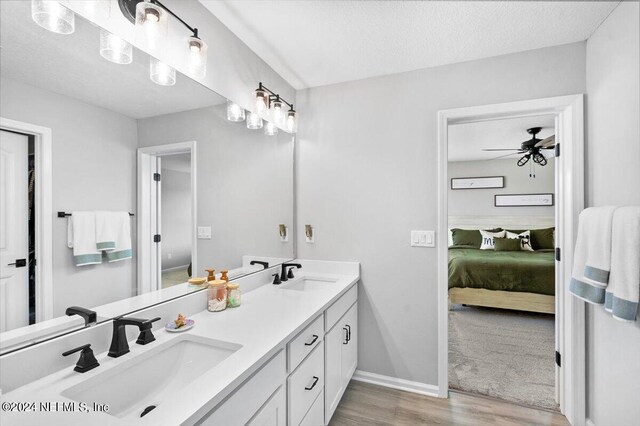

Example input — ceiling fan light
[517,154,530,167]
[32,0,75,34]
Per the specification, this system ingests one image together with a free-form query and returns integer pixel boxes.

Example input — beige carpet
[448,305,558,410]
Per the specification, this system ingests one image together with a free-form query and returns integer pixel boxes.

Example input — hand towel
[570,207,614,304]
[106,212,132,262]
[95,211,116,252]
[67,211,102,266]
[584,206,618,286]
[604,206,640,322]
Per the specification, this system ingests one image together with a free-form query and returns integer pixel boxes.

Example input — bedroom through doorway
[446,115,559,410]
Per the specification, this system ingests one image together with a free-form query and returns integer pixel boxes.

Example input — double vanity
[0,260,359,426]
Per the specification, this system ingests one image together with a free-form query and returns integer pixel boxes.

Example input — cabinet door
[341,304,358,382]
[247,385,286,426]
[324,318,347,424]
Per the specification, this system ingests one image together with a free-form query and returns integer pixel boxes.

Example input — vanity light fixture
[253,82,298,133]
[246,112,263,130]
[135,0,168,51]
[100,29,133,64]
[264,121,278,136]
[31,0,75,34]
[149,57,176,86]
[226,100,246,122]
[68,0,111,19]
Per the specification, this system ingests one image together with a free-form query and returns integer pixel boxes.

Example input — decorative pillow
[479,229,506,250]
[506,230,534,251]
[451,228,503,248]
[531,227,555,250]
[494,237,522,251]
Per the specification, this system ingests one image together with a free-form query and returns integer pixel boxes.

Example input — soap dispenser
[220,269,229,282]
[205,268,216,282]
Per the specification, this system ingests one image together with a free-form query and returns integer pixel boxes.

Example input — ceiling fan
[482,127,556,167]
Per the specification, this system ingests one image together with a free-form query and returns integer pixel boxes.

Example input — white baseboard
[352,370,440,398]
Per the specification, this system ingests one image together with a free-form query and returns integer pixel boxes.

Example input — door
[342,304,358,381]
[324,319,345,423]
[0,130,29,332]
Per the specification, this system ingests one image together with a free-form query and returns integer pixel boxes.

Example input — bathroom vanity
[0,260,359,426]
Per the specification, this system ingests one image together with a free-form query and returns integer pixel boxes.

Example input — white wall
[160,168,192,270]
[0,77,137,316]
[137,104,294,276]
[585,2,640,425]
[448,158,555,217]
[296,42,586,385]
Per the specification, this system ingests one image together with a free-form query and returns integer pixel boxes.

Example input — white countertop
[0,261,359,426]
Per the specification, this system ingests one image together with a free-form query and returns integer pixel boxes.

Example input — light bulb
[264,121,278,136]
[247,112,263,130]
[226,100,246,122]
[286,110,297,133]
[186,36,207,78]
[271,100,284,126]
[255,89,268,117]
[150,58,176,86]
[31,0,75,34]
[135,1,168,51]
[100,29,133,64]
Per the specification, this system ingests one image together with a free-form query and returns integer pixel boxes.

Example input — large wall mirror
[0,1,294,353]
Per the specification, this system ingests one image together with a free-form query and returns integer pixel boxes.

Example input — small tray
[165,319,194,333]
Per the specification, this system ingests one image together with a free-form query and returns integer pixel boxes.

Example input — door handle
[304,334,319,346]
[7,259,27,268]
[345,324,351,343]
[305,376,319,391]
[343,327,349,344]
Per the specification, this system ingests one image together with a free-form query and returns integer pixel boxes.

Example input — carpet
[448,305,558,410]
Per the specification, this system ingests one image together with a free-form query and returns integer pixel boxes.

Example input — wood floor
[330,381,569,426]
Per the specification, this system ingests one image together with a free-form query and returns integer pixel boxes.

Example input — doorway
[0,117,53,332]
[437,95,586,425]
[137,141,197,293]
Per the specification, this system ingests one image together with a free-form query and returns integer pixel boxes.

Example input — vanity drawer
[325,284,357,331]
[288,314,324,372]
[288,341,325,426]
[299,390,324,426]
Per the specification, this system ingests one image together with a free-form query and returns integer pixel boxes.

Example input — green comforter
[448,246,555,296]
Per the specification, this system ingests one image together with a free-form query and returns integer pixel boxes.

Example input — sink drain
[140,405,157,418]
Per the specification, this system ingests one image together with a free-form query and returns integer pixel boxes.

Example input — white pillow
[506,230,534,251]
[479,230,506,250]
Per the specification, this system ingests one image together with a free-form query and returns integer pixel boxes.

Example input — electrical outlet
[197,226,211,239]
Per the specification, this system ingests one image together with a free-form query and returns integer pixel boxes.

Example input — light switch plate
[197,226,211,239]
[411,230,435,247]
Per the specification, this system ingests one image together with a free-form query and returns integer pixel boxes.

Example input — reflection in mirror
[0,1,294,353]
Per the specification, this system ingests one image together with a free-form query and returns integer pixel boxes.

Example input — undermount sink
[61,334,241,420]
[280,276,339,291]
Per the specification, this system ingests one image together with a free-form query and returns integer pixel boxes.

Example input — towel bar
[57,212,135,217]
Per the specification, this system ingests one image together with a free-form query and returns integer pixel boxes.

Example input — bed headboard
[448,215,555,230]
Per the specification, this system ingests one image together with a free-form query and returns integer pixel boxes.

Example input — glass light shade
[255,90,268,117]
[31,0,75,34]
[226,100,246,122]
[135,0,168,51]
[246,112,263,130]
[150,58,176,86]
[187,36,207,78]
[68,0,111,19]
[271,100,285,126]
[100,29,133,64]
[286,110,298,133]
[264,121,279,136]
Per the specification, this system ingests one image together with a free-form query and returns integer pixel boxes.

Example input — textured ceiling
[448,115,555,162]
[201,0,619,89]
[0,1,224,119]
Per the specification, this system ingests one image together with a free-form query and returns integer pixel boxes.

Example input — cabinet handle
[343,327,349,344]
[305,376,319,391]
[304,334,319,346]
[345,324,351,343]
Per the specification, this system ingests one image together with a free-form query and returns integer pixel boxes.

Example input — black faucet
[62,343,99,373]
[65,306,97,326]
[108,316,161,358]
[280,263,302,282]
[250,260,269,269]
[272,273,282,285]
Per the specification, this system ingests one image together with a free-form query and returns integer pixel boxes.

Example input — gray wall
[160,168,192,270]
[295,42,586,385]
[0,77,137,316]
[448,159,555,217]
[137,105,294,276]
[585,2,640,425]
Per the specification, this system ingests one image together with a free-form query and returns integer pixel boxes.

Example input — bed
[448,215,556,314]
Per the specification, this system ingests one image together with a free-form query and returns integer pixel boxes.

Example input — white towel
[584,206,618,286]
[604,206,640,322]
[570,207,617,304]
[106,212,132,262]
[67,211,102,266]
[95,211,116,252]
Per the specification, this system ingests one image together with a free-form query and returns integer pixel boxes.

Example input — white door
[341,304,358,381]
[0,130,30,332]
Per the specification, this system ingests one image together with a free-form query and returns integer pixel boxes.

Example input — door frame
[436,95,585,425]
[0,117,53,323]
[137,141,197,294]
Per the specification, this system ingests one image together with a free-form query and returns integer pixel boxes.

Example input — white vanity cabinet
[247,385,287,426]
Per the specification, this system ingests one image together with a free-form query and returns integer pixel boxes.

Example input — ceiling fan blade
[488,152,522,160]
[535,135,555,148]
[481,148,522,151]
